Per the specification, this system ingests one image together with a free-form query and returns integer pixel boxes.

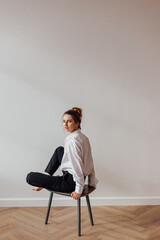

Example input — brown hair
[63,107,82,129]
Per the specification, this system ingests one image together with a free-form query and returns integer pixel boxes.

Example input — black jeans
[26,146,76,192]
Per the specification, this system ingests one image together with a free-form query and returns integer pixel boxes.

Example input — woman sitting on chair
[26,107,98,200]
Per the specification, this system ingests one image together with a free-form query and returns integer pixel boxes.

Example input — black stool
[45,185,95,236]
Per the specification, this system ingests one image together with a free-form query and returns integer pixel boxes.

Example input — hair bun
[71,107,82,119]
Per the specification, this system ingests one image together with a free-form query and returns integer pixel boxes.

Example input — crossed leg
[26,146,64,191]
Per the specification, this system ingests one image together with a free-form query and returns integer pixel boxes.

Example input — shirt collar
[65,128,81,140]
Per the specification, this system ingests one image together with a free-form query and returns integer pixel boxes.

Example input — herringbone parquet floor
[0,205,160,240]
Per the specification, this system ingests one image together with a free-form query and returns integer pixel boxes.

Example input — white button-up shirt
[60,129,98,194]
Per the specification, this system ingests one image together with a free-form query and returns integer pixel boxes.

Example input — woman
[26,107,98,200]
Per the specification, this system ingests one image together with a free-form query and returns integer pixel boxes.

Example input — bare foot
[32,187,43,191]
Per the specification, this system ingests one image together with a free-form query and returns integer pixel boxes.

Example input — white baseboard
[1,196,160,207]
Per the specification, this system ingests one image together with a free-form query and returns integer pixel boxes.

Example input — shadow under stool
[45,185,95,237]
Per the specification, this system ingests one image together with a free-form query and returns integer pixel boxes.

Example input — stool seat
[45,185,95,237]
[50,185,95,197]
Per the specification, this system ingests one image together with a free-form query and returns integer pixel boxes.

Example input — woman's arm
[67,139,85,197]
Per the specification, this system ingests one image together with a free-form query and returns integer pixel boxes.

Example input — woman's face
[63,114,79,133]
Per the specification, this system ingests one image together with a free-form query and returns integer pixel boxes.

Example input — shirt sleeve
[67,139,85,194]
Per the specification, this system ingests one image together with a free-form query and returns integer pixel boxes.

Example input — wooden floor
[0,205,160,240]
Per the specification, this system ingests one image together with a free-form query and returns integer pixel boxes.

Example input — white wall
[0,0,160,207]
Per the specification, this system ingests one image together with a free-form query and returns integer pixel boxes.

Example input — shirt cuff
[75,184,84,194]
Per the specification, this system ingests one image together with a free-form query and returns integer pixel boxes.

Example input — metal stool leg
[77,198,81,236]
[45,192,53,224]
[86,195,94,226]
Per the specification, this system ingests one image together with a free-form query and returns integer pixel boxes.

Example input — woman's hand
[71,192,81,200]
